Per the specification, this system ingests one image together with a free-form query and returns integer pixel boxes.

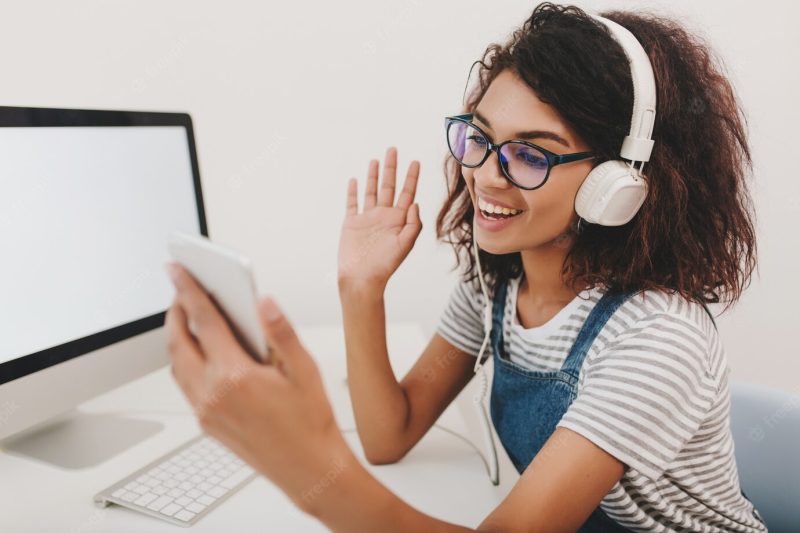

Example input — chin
[474,232,521,256]
[476,229,560,256]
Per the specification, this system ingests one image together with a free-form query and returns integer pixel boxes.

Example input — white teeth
[478,197,520,215]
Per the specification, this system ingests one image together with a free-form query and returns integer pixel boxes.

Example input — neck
[518,241,586,307]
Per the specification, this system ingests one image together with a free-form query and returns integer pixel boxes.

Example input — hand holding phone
[167,231,271,363]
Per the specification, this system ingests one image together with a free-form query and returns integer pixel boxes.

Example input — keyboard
[94,434,258,527]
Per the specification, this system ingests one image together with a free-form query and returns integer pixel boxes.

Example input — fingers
[395,160,420,210]
[257,296,313,379]
[362,148,418,212]
[377,146,397,207]
[165,301,205,404]
[398,203,423,245]
[346,178,358,216]
[363,159,379,210]
[166,263,244,366]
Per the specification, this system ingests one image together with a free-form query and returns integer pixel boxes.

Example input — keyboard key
[186,501,206,514]
[152,486,169,496]
[173,510,196,522]
[198,482,213,492]
[167,488,184,498]
[175,496,193,507]
[196,494,215,506]
[120,491,139,503]
[147,495,173,512]
[134,492,158,507]
[207,486,227,498]
[221,467,254,489]
[186,488,203,499]
[160,503,182,517]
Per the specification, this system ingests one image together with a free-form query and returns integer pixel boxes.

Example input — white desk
[0,323,515,532]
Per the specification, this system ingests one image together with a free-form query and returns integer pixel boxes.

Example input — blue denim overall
[487,280,767,531]
[488,279,636,532]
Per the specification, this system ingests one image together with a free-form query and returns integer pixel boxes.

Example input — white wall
[3,0,797,392]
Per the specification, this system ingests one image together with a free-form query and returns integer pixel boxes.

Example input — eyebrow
[473,109,571,148]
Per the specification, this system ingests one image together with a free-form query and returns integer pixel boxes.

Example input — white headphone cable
[472,231,500,485]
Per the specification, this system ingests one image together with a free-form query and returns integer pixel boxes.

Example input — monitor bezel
[0,105,208,386]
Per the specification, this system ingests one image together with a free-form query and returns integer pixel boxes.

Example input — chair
[729,382,800,532]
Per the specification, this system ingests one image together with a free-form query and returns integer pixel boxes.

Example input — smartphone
[167,231,270,363]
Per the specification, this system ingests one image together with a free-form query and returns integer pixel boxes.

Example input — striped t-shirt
[437,274,767,532]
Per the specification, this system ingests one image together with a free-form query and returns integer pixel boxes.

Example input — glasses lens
[447,120,488,167]
[499,142,549,189]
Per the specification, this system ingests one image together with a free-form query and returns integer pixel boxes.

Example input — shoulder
[601,287,715,335]
[590,287,725,392]
[445,276,487,315]
[560,288,726,480]
[436,276,490,357]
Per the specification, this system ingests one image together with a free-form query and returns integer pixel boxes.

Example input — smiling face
[462,69,596,255]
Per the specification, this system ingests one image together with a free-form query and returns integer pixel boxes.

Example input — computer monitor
[0,106,207,460]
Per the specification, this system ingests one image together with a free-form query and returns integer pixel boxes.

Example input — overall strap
[489,279,509,360]
[561,289,637,380]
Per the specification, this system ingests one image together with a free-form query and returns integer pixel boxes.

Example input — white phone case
[168,231,270,363]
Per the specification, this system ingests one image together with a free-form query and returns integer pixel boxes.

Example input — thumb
[398,203,422,244]
[258,296,311,377]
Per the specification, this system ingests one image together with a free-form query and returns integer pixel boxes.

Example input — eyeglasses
[444,113,596,191]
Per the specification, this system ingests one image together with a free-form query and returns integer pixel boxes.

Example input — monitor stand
[0,407,163,469]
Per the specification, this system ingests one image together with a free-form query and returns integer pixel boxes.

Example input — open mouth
[478,197,523,221]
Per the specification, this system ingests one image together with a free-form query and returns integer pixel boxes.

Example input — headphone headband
[591,15,657,163]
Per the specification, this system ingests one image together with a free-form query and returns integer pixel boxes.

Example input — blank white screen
[0,126,201,362]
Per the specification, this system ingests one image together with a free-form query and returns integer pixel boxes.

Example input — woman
[166,3,767,531]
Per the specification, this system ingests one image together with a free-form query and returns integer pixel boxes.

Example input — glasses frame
[444,113,596,191]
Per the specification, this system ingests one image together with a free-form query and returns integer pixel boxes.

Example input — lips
[476,195,524,220]
[475,203,521,231]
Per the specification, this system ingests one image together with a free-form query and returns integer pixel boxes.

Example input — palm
[338,147,422,287]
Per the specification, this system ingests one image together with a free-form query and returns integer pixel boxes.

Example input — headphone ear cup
[575,160,648,226]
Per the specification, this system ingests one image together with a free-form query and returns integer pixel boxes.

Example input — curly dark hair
[435,2,757,313]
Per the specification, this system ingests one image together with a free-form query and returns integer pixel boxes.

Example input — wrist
[296,439,367,519]
[338,277,387,301]
[303,446,428,533]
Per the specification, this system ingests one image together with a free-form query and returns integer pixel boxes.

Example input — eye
[516,148,548,169]
[466,134,487,146]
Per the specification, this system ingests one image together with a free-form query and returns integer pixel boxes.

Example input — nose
[473,148,512,190]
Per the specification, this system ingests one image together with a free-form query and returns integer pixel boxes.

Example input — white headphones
[574,15,657,226]
[469,14,657,486]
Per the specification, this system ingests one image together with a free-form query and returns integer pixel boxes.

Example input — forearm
[308,448,475,533]
[338,280,412,460]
